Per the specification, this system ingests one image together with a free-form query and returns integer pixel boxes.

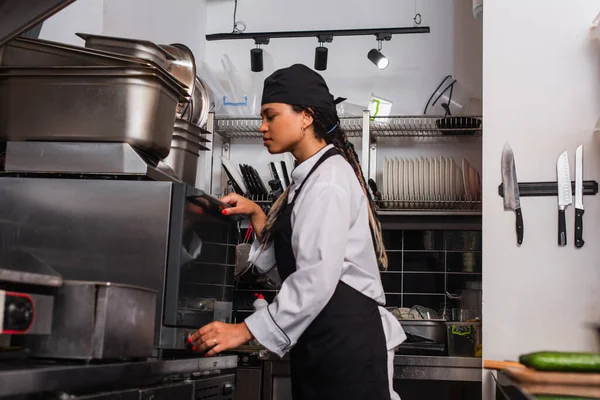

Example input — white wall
[204,0,482,116]
[39,0,207,59]
[39,0,104,45]
[483,1,600,398]
[205,0,483,193]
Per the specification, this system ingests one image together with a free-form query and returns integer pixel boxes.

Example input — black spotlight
[251,47,263,72]
[368,48,389,69]
[314,45,328,71]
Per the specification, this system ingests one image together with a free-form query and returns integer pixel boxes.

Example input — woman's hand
[220,193,268,240]
[188,322,254,357]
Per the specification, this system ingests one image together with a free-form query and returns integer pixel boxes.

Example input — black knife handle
[558,209,567,246]
[515,208,523,245]
[575,208,585,248]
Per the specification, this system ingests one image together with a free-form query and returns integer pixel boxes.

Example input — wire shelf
[214,115,482,139]
[376,196,481,213]
[369,115,482,138]
[214,116,364,139]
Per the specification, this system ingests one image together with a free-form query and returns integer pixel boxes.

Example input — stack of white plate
[380,157,481,209]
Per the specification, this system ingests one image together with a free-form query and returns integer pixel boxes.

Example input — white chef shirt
[244,144,406,360]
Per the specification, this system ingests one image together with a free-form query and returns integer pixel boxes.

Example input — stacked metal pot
[0,32,211,186]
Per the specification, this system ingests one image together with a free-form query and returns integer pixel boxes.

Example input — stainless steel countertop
[394,355,482,382]
[0,355,237,398]
[394,355,482,368]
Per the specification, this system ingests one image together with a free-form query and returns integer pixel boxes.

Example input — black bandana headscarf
[261,64,346,109]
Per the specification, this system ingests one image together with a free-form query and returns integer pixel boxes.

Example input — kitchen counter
[238,346,482,383]
[394,355,482,382]
[0,355,237,398]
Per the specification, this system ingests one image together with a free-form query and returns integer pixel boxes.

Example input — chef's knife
[269,162,280,181]
[557,151,572,246]
[501,144,523,245]
[575,145,584,248]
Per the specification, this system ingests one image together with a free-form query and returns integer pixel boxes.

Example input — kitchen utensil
[174,119,210,143]
[484,360,525,370]
[446,321,480,357]
[280,161,291,188]
[268,179,283,200]
[0,66,187,159]
[0,37,147,67]
[250,166,269,196]
[270,162,280,181]
[159,43,195,94]
[398,320,447,344]
[575,145,584,248]
[504,367,600,397]
[557,151,572,246]
[159,43,196,117]
[501,144,524,245]
[220,157,247,194]
[182,76,211,128]
[239,164,255,195]
[76,33,175,69]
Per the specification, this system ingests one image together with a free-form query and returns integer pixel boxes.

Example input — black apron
[272,148,390,400]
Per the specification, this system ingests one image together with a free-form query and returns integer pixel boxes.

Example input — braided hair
[260,105,388,270]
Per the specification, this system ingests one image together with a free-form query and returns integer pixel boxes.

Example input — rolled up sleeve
[244,182,351,357]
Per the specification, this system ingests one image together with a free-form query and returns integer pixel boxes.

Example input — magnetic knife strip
[498,180,599,197]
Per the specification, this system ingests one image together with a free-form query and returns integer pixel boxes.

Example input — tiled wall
[232,229,482,322]
[381,229,482,311]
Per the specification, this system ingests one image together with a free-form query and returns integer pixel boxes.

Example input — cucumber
[519,351,600,372]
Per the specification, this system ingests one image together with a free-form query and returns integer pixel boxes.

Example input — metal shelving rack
[203,111,482,216]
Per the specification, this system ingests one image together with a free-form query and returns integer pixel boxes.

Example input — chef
[190,64,406,400]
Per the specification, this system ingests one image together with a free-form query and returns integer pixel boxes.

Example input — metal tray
[76,32,174,69]
[175,118,211,142]
[0,37,189,97]
[171,137,209,154]
[0,66,188,159]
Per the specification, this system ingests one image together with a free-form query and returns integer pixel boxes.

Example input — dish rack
[202,111,482,216]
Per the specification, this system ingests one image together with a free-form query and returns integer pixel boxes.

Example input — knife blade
[557,151,573,246]
[575,145,584,248]
[501,144,523,245]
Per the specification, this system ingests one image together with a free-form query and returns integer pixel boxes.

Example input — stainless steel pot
[399,319,447,344]
[160,43,196,100]
[182,75,211,128]
[162,119,210,186]
[0,66,188,159]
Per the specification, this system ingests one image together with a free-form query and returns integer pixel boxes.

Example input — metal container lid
[0,0,77,47]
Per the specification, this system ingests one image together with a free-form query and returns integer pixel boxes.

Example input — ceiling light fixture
[250,36,269,72]
[368,33,391,69]
[314,34,333,71]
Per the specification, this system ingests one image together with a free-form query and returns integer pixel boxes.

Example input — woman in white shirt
[190,64,405,400]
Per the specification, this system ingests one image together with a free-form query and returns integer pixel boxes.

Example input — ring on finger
[213,337,217,346]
